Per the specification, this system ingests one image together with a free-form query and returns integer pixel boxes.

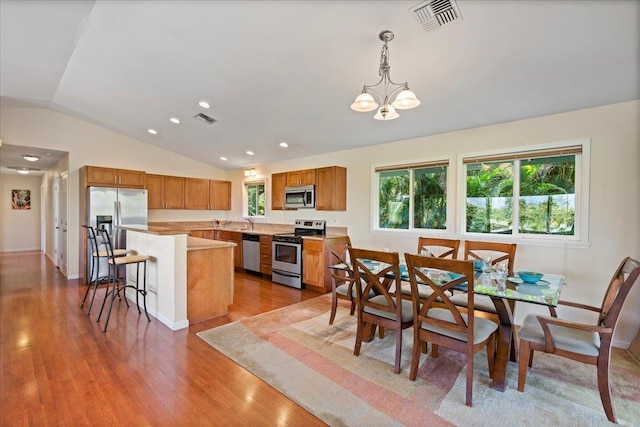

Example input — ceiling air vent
[409,0,462,33]
[193,113,216,125]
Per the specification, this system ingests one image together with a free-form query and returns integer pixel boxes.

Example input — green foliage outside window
[466,155,576,236]
[246,183,265,216]
[378,166,447,230]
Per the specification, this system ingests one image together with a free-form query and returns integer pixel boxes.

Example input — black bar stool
[81,225,129,315]
[96,228,151,332]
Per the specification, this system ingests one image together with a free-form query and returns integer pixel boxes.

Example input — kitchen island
[119,225,235,330]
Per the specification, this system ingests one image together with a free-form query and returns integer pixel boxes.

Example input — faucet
[246,217,254,230]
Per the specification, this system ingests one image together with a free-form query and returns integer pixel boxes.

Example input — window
[375,160,448,231]
[463,145,583,240]
[243,181,265,217]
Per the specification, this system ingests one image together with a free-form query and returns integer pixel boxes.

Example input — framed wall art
[12,189,31,210]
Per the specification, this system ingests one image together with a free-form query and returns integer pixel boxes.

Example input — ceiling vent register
[193,113,216,125]
[410,0,462,32]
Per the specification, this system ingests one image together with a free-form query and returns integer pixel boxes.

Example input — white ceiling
[1,0,638,171]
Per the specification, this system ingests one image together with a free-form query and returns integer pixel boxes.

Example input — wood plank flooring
[0,251,327,426]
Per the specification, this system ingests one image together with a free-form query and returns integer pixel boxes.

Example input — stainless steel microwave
[284,185,315,209]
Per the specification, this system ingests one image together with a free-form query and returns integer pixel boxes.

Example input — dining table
[328,259,565,392]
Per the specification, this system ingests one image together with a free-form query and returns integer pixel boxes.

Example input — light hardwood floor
[0,251,327,426]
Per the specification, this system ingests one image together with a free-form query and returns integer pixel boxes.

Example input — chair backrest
[405,253,476,340]
[350,248,402,318]
[599,257,640,329]
[417,237,461,259]
[96,228,116,259]
[82,225,98,254]
[464,240,517,275]
[326,236,354,291]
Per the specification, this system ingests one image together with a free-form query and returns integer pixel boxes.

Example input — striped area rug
[197,295,640,426]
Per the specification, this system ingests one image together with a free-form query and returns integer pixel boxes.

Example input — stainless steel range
[272,219,326,289]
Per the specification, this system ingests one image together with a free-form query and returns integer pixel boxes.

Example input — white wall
[226,100,640,346]
[0,173,42,252]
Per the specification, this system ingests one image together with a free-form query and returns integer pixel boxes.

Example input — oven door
[272,240,302,275]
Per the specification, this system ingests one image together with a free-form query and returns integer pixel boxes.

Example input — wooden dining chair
[351,248,414,374]
[417,237,461,259]
[326,236,355,325]
[517,256,640,423]
[404,253,497,406]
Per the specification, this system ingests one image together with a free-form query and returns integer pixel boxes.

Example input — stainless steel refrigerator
[86,187,148,282]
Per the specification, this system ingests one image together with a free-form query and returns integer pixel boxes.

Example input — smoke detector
[409,0,462,33]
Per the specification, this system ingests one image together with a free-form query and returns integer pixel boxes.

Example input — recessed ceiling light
[147,129,158,135]
[199,101,210,109]
[220,156,227,161]
[17,169,30,175]
[279,142,289,148]
[169,117,180,124]
[246,151,254,156]
[21,154,40,161]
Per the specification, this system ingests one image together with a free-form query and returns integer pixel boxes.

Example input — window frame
[457,138,590,248]
[242,179,266,219]
[371,155,455,236]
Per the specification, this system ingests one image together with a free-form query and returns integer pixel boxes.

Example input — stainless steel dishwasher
[242,233,260,273]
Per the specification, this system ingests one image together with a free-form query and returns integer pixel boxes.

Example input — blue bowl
[448,272,466,280]
[517,271,544,284]
[473,260,484,271]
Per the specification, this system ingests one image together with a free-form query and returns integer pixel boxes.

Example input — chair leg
[409,330,421,381]
[394,326,402,374]
[349,300,356,316]
[329,292,338,325]
[597,353,616,423]
[465,348,473,406]
[486,333,496,379]
[517,339,531,392]
[354,316,363,357]
[134,263,141,314]
[141,261,150,322]
[431,344,439,358]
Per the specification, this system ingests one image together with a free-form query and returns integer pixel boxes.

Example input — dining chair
[350,248,414,374]
[405,253,497,406]
[517,256,640,423]
[326,236,356,325]
[417,237,461,259]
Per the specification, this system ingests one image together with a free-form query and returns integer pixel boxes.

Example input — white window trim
[456,138,591,249]
[371,155,455,236]
[242,178,267,219]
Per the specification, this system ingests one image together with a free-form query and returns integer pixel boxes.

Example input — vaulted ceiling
[1,0,638,171]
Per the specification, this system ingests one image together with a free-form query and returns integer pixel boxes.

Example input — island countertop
[187,236,236,251]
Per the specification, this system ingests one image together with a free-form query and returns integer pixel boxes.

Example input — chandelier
[350,30,420,120]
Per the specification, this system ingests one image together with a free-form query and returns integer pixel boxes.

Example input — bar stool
[96,228,151,332]
[81,225,129,315]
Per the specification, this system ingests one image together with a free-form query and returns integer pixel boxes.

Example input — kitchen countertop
[187,236,236,251]
[148,221,349,239]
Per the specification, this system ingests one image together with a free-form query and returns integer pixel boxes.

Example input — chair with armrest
[517,256,640,423]
[405,253,497,406]
[351,248,414,374]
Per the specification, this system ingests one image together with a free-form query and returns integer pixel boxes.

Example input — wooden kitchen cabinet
[303,236,351,293]
[185,178,209,210]
[145,174,164,209]
[259,235,272,276]
[188,230,205,238]
[85,166,145,188]
[215,230,243,269]
[271,172,287,210]
[209,180,231,210]
[163,175,185,209]
[286,169,315,187]
[315,166,347,211]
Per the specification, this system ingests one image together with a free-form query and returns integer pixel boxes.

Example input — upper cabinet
[272,166,346,211]
[146,174,164,209]
[286,169,315,187]
[209,180,231,210]
[85,166,145,188]
[271,172,287,211]
[163,175,185,209]
[185,178,209,210]
[315,166,347,211]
